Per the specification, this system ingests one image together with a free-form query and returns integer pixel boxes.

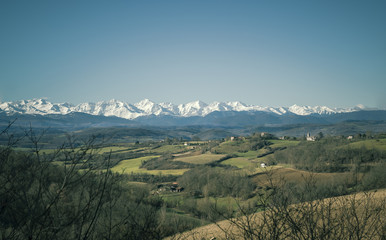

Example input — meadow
[174,153,226,164]
[345,138,386,150]
[111,156,189,175]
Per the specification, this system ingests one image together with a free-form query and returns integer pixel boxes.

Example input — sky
[1,1,385,108]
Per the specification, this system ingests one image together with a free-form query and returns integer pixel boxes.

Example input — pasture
[174,153,226,164]
[251,167,352,186]
[148,144,188,154]
[111,155,188,175]
[345,138,386,150]
[221,157,255,169]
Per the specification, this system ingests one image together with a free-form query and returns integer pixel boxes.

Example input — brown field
[167,189,386,240]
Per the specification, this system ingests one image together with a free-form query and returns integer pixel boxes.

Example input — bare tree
[0,123,166,240]
[208,170,385,240]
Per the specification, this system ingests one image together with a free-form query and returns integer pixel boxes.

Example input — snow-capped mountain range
[0,99,370,120]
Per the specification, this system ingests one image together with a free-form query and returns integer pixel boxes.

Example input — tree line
[0,125,198,240]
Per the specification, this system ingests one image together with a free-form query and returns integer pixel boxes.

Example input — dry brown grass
[166,189,386,240]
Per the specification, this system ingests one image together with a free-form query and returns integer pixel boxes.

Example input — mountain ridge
[0,98,374,120]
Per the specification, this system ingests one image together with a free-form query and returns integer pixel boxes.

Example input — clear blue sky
[1,1,385,108]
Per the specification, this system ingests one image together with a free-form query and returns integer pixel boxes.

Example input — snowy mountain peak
[134,99,164,115]
[188,100,208,108]
[0,99,371,120]
[288,104,342,115]
[106,99,122,104]
[135,98,153,105]
[178,100,209,117]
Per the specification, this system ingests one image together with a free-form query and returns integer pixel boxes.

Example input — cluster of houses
[306,132,354,141]
[230,136,246,141]
[153,182,184,195]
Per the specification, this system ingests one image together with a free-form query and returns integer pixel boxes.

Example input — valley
[3,0,386,239]
[1,122,385,239]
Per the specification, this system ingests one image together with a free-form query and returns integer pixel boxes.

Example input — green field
[111,155,188,175]
[345,139,386,150]
[111,156,159,173]
[221,157,255,169]
[213,139,300,156]
[96,146,131,154]
[236,151,259,158]
[149,144,188,154]
[268,139,300,148]
[175,153,226,164]
[36,146,132,155]
[213,141,248,154]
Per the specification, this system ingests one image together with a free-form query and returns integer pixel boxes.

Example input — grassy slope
[167,189,386,240]
[251,167,353,186]
[218,139,300,169]
[221,157,255,169]
[345,139,386,150]
[111,156,189,175]
[150,144,188,154]
[174,153,226,164]
[269,139,300,148]
[214,139,299,155]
